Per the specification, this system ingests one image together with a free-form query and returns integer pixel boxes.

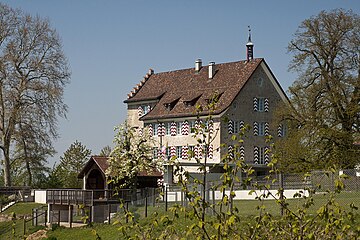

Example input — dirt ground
[25,229,48,240]
[0,214,12,222]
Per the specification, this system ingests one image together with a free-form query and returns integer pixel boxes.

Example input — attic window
[164,98,180,111]
[184,95,201,107]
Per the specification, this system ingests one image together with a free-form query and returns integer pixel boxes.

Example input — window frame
[258,97,265,112]
[176,122,182,135]
[258,122,265,136]
[176,146,182,159]
[153,123,159,136]
[165,122,171,135]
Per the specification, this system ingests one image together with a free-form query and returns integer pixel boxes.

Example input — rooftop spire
[247,25,252,43]
[246,26,254,61]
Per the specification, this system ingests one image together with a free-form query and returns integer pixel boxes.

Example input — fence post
[35,208,38,226]
[145,188,148,218]
[154,188,157,207]
[89,206,93,224]
[31,209,34,226]
[180,188,183,207]
[108,204,111,225]
[58,210,60,226]
[45,210,47,227]
[23,216,26,236]
[126,202,129,223]
[165,185,168,212]
[69,205,73,228]
[279,173,284,216]
[212,186,216,215]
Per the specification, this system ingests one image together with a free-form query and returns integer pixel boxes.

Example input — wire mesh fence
[112,169,360,220]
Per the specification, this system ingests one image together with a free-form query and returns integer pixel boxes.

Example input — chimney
[208,62,215,79]
[246,26,254,61]
[195,59,202,72]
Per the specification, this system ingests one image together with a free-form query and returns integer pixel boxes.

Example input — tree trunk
[2,144,12,186]
[23,139,32,186]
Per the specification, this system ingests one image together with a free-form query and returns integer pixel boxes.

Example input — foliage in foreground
[102,95,359,239]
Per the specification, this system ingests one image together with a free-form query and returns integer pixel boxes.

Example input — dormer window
[184,95,201,107]
[164,98,180,111]
[143,105,150,114]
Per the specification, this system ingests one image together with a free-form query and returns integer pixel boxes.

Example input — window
[153,123,159,136]
[255,122,268,136]
[234,121,239,133]
[233,120,244,133]
[189,120,196,130]
[259,147,265,164]
[254,146,269,165]
[254,97,269,112]
[188,146,195,158]
[142,105,150,115]
[259,122,265,136]
[176,122,182,135]
[258,98,265,112]
[176,146,182,159]
[165,122,171,135]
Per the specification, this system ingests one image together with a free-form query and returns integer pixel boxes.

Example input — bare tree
[0,4,70,186]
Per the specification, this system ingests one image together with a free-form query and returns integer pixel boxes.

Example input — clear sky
[2,0,360,166]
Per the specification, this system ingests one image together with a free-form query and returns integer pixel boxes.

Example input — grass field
[0,191,359,239]
[0,202,46,239]
[46,191,360,239]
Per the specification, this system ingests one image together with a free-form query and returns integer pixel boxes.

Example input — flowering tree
[107,122,163,189]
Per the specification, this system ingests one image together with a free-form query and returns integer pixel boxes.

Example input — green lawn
[46,191,360,239]
[3,202,45,215]
[0,202,46,239]
[1,192,358,240]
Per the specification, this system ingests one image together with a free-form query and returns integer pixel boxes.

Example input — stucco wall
[221,63,284,166]
[126,62,286,175]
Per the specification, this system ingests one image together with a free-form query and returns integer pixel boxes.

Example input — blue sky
[2,0,360,166]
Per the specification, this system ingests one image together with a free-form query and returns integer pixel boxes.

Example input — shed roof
[78,156,162,178]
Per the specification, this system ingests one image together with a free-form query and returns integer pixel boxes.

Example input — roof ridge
[127,69,154,99]
[153,58,263,75]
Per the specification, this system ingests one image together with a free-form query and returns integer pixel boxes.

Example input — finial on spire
[246,26,254,61]
[247,25,252,43]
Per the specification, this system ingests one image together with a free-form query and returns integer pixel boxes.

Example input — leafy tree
[0,3,70,186]
[56,140,91,188]
[11,120,55,186]
[99,145,112,157]
[31,164,63,189]
[107,122,161,189]
[277,9,360,170]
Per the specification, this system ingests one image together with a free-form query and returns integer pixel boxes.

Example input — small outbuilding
[77,156,163,191]
[46,156,162,225]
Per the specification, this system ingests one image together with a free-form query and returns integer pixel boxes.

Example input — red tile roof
[125,58,263,120]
